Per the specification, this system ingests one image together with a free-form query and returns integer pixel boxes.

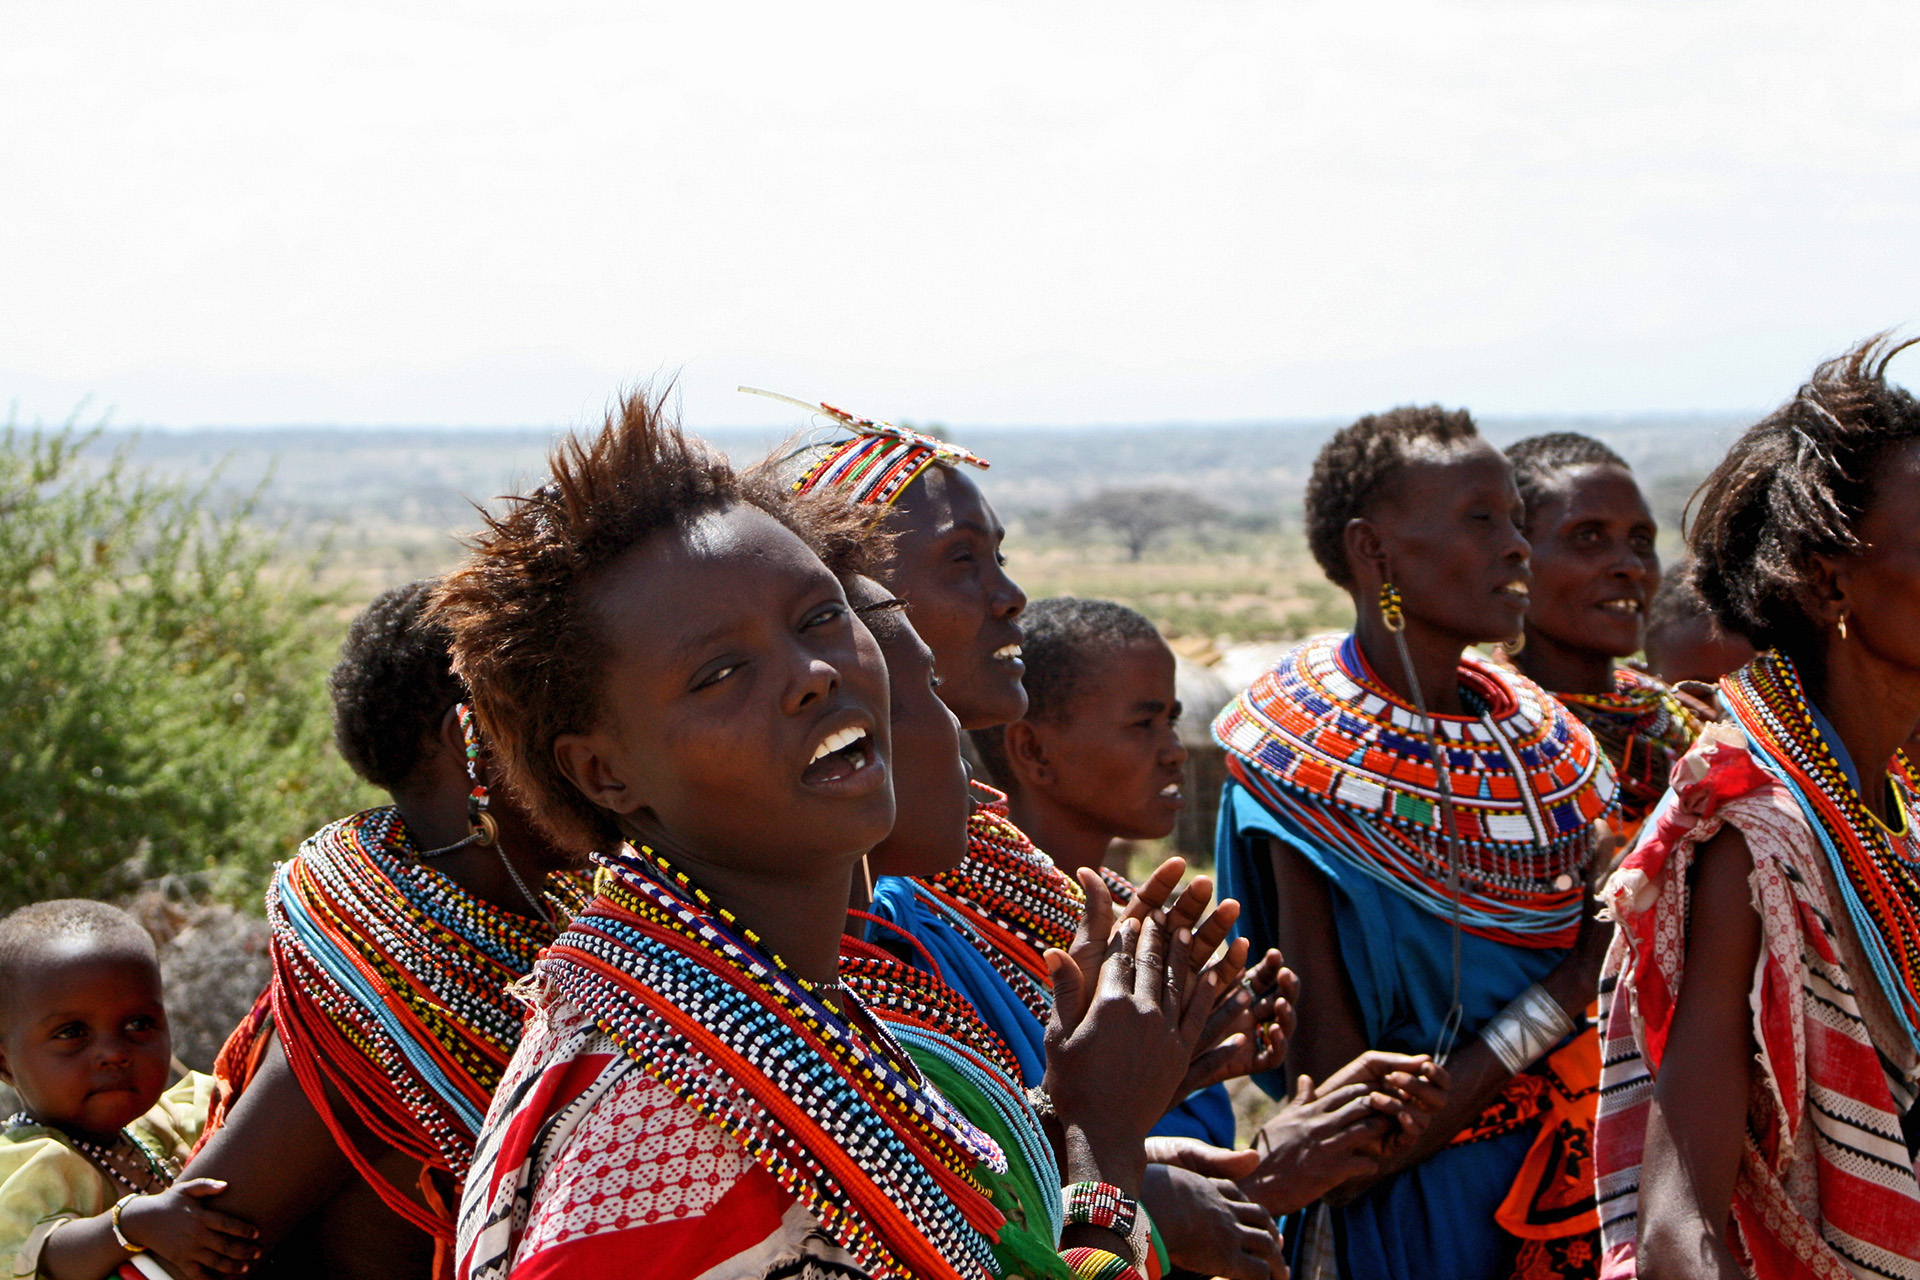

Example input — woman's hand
[1181,951,1296,1096]
[1311,1051,1449,1162]
[1140,1158,1286,1280]
[1239,1077,1403,1216]
[1044,873,1217,1195]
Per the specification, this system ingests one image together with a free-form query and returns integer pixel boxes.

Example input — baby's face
[0,942,171,1138]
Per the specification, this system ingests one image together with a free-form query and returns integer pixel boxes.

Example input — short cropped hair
[1505,433,1630,530]
[971,596,1165,789]
[433,388,884,857]
[329,580,465,789]
[1689,334,1920,655]
[0,900,155,1023]
[1304,406,1481,588]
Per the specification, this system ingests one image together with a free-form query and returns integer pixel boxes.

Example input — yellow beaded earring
[1380,582,1406,633]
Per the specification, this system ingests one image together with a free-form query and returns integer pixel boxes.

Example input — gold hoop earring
[1380,582,1406,633]
[1838,613,1849,641]
[1504,629,1526,656]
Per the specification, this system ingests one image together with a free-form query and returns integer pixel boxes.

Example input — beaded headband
[741,387,989,507]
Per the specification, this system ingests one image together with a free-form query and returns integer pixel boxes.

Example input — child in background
[972,597,1189,877]
[973,597,1244,1149]
[0,901,256,1280]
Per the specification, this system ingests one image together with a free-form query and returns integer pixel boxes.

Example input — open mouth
[992,643,1023,662]
[1158,781,1185,805]
[802,726,871,786]
[1596,598,1643,615]
[1497,581,1531,604]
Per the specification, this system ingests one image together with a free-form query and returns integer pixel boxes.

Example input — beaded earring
[457,703,498,847]
[1380,581,1406,633]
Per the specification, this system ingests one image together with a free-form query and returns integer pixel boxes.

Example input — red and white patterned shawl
[1595,722,1920,1280]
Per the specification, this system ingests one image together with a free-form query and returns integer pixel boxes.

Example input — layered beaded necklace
[266,806,589,1237]
[919,787,1086,1023]
[544,843,1006,1280]
[1724,650,1920,1058]
[3,1113,178,1194]
[1555,666,1702,830]
[1214,633,1618,948]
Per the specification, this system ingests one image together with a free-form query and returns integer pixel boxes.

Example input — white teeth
[809,727,867,764]
[1597,599,1643,614]
[993,644,1023,660]
[1500,582,1529,596]
[1159,783,1181,797]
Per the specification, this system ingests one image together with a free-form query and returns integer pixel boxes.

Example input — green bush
[0,419,376,911]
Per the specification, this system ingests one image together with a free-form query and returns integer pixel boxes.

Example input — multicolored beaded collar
[542,843,1007,1280]
[1214,633,1618,945]
[265,807,590,1240]
[1725,650,1920,1059]
[743,387,989,507]
[1554,665,1701,831]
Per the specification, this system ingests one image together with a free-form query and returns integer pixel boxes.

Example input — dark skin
[0,944,260,1280]
[882,465,1030,731]
[1645,614,1755,689]
[1274,438,1599,1200]
[175,682,584,1278]
[1639,439,1920,1280]
[846,576,1285,1277]
[1003,638,1189,875]
[1513,462,1660,697]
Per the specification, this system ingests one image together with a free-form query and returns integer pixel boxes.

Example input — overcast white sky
[3,1,1917,428]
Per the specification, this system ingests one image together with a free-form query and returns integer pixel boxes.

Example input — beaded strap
[1064,1180,1139,1238]
[1060,1246,1142,1280]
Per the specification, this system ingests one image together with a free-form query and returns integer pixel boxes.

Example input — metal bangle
[1479,983,1576,1075]
[110,1193,146,1254]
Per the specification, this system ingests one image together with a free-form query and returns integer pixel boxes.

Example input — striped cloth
[1595,722,1920,1280]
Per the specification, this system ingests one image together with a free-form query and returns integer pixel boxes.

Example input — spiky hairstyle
[0,900,155,1023]
[433,388,885,857]
[971,596,1165,790]
[1504,432,1630,531]
[330,579,465,789]
[1304,406,1481,588]
[1688,334,1920,656]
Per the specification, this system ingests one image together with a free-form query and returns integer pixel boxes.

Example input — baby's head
[0,900,170,1137]
[973,597,1188,843]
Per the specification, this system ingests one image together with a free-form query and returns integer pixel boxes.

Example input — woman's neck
[1351,613,1472,717]
[1005,788,1115,875]
[391,791,549,920]
[641,829,854,989]
[1803,642,1920,827]
[1514,625,1617,696]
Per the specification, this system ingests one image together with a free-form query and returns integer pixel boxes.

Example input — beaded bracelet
[1060,1246,1141,1280]
[1479,983,1576,1075]
[1063,1180,1138,1238]
[110,1194,145,1254]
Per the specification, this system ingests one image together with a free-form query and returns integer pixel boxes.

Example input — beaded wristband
[110,1194,145,1253]
[1479,983,1576,1075]
[1060,1246,1141,1280]
[1063,1180,1138,1238]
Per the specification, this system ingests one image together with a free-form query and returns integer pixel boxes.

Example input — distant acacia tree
[0,419,372,910]
[1054,487,1230,561]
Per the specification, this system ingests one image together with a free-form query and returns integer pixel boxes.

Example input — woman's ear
[553,731,648,817]
[1805,553,1850,628]
[1344,517,1387,589]
[1003,719,1054,791]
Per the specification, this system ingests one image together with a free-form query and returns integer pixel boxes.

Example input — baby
[0,901,257,1280]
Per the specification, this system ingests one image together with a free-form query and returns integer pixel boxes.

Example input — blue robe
[1215,780,1566,1280]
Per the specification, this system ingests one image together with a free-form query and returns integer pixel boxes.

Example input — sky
[3,1,1918,429]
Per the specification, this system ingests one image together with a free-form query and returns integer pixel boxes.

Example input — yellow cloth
[2,1073,212,1278]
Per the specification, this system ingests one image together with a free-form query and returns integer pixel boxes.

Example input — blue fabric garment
[1153,1083,1237,1146]
[868,874,1049,1086]
[1215,778,1567,1280]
